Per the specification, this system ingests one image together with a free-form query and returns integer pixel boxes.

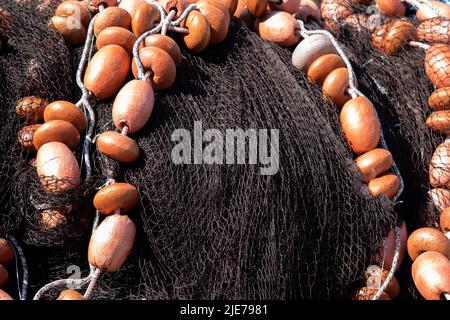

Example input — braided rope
[33,274,93,300]
[373,226,401,300]
[296,19,403,301]
[134,1,166,80]
[409,41,431,51]
[32,0,198,301]
[171,3,197,26]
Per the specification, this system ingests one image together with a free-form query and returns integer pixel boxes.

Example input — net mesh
[0,0,102,294]
[416,17,450,45]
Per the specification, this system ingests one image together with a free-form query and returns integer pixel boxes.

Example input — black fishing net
[0,0,403,300]
[0,0,71,236]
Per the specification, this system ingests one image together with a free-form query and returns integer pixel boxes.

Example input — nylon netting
[0,0,401,300]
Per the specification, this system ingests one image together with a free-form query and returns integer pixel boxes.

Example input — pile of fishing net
[0,0,408,300]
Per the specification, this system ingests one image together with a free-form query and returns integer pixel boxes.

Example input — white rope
[171,3,197,26]
[133,1,166,80]
[134,2,196,80]
[33,9,104,300]
[409,41,431,51]
[83,268,102,299]
[162,10,176,35]
[69,2,196,299]
[373,226,401,300]
[297,20,359,93]
[33,274,93,300]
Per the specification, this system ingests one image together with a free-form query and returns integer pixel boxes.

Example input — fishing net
[0,0,402,300]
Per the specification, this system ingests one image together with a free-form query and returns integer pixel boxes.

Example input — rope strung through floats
[83,268,102,299]
[409,41,431,51]
[33,274,93,300]
[161,9,176,36]
[405,0,445,17]
[296,19,403,301]
[75,13,98,180]
[296,20,405,201]
[132,2,165,81]
[406,2,450,300]
[170,3,197,26]
[30,0,419,300]
[33,9,102,300]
